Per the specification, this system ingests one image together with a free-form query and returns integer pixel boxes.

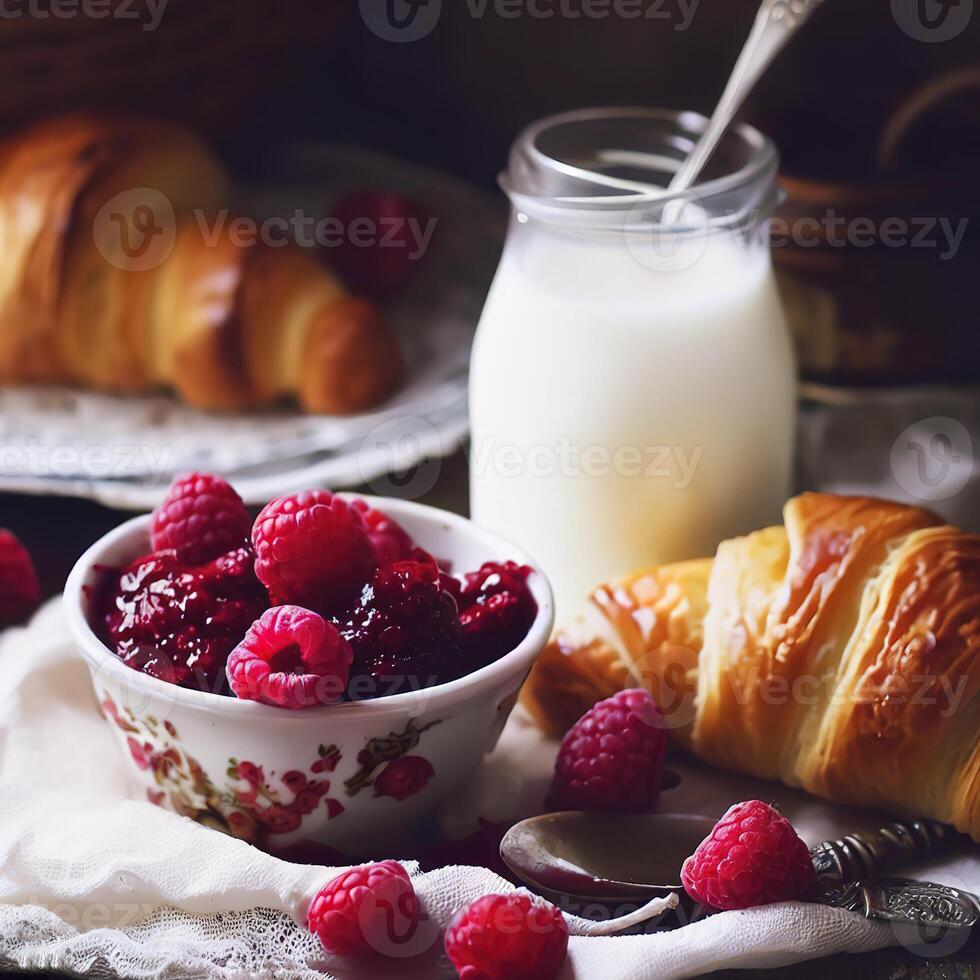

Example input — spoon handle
[809,818,959,885]
[822,878,979,932]
[669,0,826,192]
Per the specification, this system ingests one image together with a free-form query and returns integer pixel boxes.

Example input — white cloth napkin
[0,600,976,979]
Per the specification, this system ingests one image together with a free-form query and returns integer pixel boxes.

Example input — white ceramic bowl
[65,496,554,856]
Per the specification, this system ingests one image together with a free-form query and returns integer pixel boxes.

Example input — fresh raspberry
[444,892,568,980]
[0,529,40,626]
[457,562,537,669]
[350,498,415,564]
[101,545,266,691]
[680,800,817,910]
[252,491,375,615]
[547,688,668,812]
[226,605,352,709]
[151,473,250,564]
[307,860,422,956]
[342,550,462,696]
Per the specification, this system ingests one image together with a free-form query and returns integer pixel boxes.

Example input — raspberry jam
[339,555,537,699]
[97,546,267,693]
[93,485,538,703]
[457,562,538,669]
[341,551,463,698]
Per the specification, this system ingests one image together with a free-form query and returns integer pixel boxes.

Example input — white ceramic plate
[0,143,504,508]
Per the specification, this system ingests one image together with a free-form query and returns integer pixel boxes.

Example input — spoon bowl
[500,812,716,902]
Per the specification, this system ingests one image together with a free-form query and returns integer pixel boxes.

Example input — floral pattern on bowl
[100,691,444,848]
[344,719,441,798]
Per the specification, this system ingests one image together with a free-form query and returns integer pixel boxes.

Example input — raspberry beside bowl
[64,496,554,856]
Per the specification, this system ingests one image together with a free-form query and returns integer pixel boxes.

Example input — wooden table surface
[0,450,977,980]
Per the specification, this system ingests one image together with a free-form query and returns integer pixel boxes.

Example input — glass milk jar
[470,108,796,617]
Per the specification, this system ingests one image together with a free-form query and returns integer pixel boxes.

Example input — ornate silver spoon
[670,0,827,192]
[500,812,978,932]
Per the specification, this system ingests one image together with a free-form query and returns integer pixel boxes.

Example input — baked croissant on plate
[0,114,403,413]
[522,494,980,842]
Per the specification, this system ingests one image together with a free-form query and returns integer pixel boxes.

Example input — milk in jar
[469,109,796,617]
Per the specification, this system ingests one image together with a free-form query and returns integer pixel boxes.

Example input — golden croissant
[523,494,980,842]
[0,114,402,414]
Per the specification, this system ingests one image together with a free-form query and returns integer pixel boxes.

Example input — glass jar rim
[500,106,779,220]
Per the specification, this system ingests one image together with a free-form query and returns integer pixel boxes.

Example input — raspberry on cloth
[307,860,423,956]
[681,800,818,911]
[444,892,569,980]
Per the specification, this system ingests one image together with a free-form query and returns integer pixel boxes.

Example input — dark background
[7,1,979,185]
[245,2,980,186]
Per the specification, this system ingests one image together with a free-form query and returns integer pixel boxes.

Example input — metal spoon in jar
[500,811,979,931]
[669,0,827,192]
[541,0,829,200]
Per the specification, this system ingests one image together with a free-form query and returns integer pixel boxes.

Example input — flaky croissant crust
[0,113,402,414]
[522,494,980,842]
